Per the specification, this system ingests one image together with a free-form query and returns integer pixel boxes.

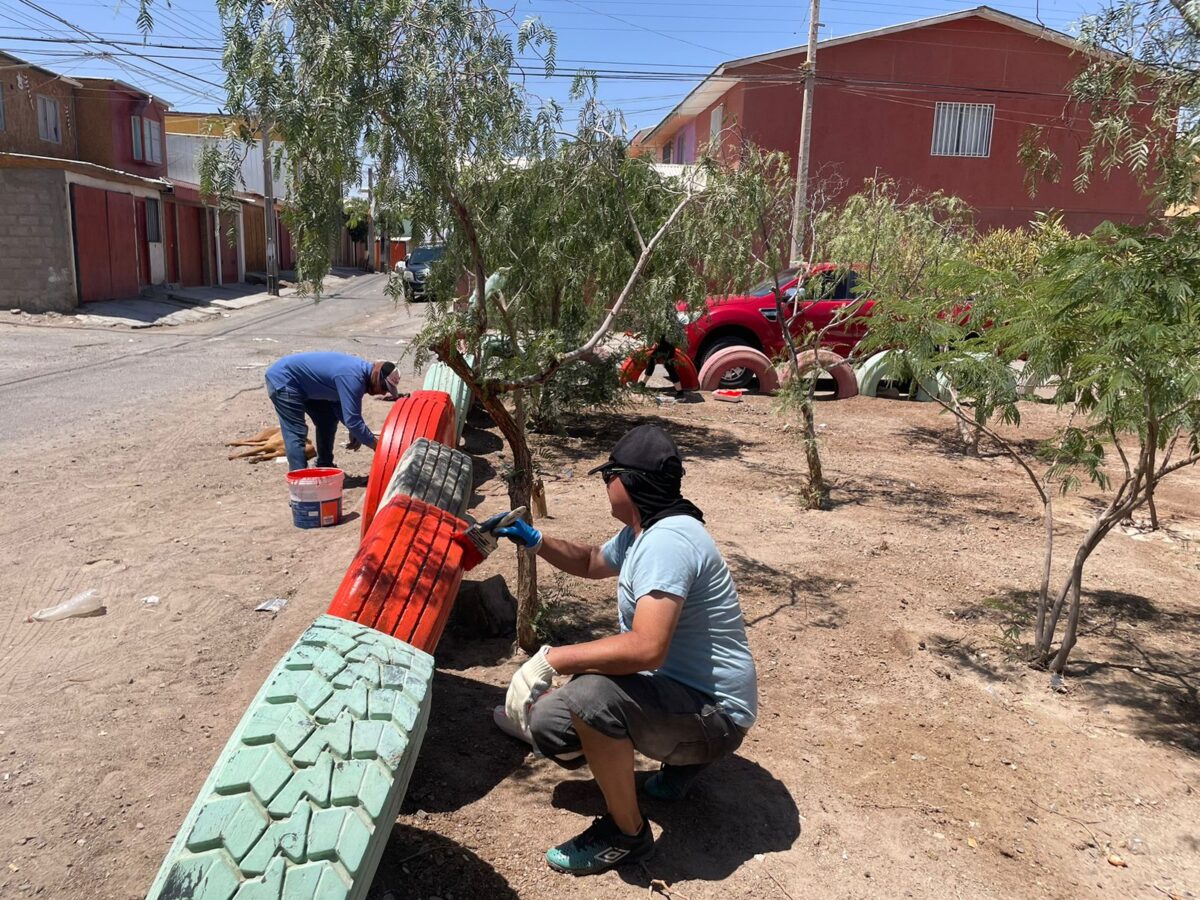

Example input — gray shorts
[527,673,746,767]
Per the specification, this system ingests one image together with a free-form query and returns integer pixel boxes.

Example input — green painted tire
[421,362,471,444]
[145,615,433,900]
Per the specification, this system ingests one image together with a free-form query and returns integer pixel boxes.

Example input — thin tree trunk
[798,400,828,508]
[1033,492,1054,651]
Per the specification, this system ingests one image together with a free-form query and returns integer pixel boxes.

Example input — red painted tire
[778,349,859,400]
[618,347,700,390]
[361,390,457,537]
[698,346,780,393]
[329,495,466,653]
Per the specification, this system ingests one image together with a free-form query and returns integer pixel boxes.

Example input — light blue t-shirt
[602,516,758,729]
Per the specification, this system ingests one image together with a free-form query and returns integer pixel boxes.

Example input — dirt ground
[0,346,1197,899]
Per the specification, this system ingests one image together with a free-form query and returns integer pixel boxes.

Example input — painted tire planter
[421,362,471,444]
[144,615,433,900]
[360,391,457,538]
[777,349,859,400]
[697,345,780,393]
[329,495,466,653]
[855,350,947,401]
[380,438,474,520]
[618,347,700,391]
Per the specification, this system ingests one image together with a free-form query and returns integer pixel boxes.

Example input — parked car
[396,244,445,300]
[678,263,874,388]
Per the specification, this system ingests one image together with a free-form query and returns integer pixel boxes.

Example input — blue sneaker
[545,814,654,876]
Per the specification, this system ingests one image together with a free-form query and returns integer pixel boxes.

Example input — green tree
[870,216,1200,674]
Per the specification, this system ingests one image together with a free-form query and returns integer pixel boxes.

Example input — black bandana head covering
[588,424,704,529]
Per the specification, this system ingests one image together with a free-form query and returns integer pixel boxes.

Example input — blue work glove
[490,514,543,553]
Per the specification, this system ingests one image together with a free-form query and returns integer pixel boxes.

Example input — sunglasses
[601,467,632,485]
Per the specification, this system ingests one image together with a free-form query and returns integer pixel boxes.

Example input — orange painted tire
[329,495,466,653]
[778,349,859,400]
[618,347,700,390]
[698,346,780,393]
[361,391,457,537]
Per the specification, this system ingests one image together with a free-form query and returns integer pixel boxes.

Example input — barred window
[931,102,994,158]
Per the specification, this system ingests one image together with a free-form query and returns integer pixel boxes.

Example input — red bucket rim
[286,467,344,482]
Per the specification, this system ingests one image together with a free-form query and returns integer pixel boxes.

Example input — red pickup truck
[678,264,874,388]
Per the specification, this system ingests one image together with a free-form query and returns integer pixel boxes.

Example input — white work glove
[505,645,558,734]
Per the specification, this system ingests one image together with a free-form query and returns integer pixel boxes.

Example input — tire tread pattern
[380,438,473,520]
[328,495,467,654]
[145,615,433,900]
[420,363,471,444]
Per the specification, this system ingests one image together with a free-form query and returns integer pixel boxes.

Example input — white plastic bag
[29,589,105,622]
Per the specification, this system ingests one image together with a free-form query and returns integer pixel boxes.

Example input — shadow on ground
[828,470,1030,528]
[548,754,801,885]
[725,551,850,630]
[369,824,518,899]
[544,410,754,468]
[931,586,1200,753]
[402,671,528,814]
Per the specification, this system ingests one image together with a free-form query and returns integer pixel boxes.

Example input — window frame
[709,103,724,144]
[145,197,162,243]
[930,101,994,158]
[131,114,144,161]
[37,94,61,144]
[143,117,162,165]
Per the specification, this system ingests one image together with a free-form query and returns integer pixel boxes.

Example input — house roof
[75,76,171,110]
[0,51,82,87]
[640,6,1091,145]
[0,152,171,189]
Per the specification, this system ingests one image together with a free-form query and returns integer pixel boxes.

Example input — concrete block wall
[0,168,77,312]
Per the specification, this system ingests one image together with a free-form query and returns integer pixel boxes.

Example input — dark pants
[645,338,679,384]
[267,385,340,471]
[528,673,746,768]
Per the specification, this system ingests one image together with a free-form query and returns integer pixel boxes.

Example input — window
[0,83,6,132]
[931,102,994,158]
[143,118,162,164]
[145,197,162,242]
[661,142,672,164]
[37,95,61,143]
[131,115,143,160]
[709,103,723,142]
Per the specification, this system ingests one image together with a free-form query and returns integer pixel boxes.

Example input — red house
[637,6,1154,232]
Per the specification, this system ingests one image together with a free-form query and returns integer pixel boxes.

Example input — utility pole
[365,166,376,272]
[788,0,821,267]
[261,120,280,296]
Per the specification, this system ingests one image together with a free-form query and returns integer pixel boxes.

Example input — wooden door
[105,191,139,299]
[219,211,239,284]
[177,204,206,287]
[70,185,112,303]
[135,198,152,287]
[164,200,179,284]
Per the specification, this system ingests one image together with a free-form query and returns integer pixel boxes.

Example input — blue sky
[2,0,1097,153]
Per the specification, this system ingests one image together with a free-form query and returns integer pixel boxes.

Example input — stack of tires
[146,366,478,900]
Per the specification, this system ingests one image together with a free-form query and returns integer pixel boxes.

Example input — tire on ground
[144,614,433,900]
[618,346,700,391]
[380,437,473,519]
[421,362,471,444]
[360,391,457,537]
[854,349,945,401]
[777,349,859,400]
[330,495,467,654]
[697,345,779,393]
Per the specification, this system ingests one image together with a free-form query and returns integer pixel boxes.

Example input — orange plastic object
[328,495,466,653]
[361,390,457,537]
[618,347,700,391]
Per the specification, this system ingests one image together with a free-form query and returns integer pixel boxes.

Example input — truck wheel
[360,391,457,538]
[698,344,779,393]
[329,494,467,653]
[380,437,473,519]
[145,615,433,900]
[421,362,471,444]
[698,337,760,389]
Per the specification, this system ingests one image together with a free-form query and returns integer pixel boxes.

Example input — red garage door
[177,204,206,287]
[70,185,140,303]
[219,210,239,284]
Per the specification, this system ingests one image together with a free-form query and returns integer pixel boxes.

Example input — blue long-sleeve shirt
[265,352,377,448]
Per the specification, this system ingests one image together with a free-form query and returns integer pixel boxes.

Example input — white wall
[166,133,287,198]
